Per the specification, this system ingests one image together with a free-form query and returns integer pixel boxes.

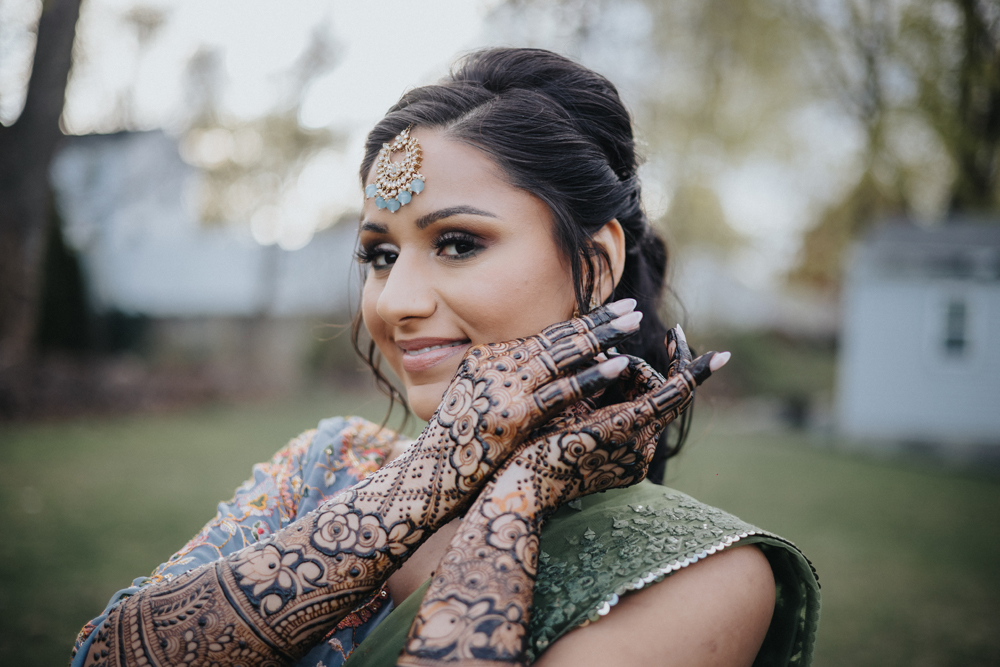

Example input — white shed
[837,223,1000,446]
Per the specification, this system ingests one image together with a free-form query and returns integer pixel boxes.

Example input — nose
[375,250,437,326]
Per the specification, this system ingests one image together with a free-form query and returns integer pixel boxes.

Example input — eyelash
[355,232,484,269]
[354,243,396,268]
[434,232,483,259]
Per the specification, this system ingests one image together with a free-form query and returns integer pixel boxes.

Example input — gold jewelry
[364,126,425,213]
[573,294,602,318]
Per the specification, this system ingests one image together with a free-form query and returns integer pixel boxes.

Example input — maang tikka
[364,126,425,212]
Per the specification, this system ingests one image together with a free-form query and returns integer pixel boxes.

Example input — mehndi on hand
[399,327,722,666]
[82,302,641,667]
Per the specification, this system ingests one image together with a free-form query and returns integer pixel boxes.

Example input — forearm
[399,348,719,666]
[82,307,637,667]
[399,465,546,666]
[82,425,487,667]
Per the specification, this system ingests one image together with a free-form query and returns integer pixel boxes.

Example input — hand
[398,327,728,666]
[353,298,645,530]
[82,302,642,667]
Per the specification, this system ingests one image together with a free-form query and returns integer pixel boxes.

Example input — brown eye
[440,240,477,257]
[435,232,482,259]
[373,250,397,268]
[356,243,399,269]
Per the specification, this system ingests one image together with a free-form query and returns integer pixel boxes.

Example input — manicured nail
[709,351,731,372]
[615,311,643,331]
[607,298,637,316]
[598,355,629,378]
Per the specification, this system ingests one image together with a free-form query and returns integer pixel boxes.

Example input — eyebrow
[359,205,498,234]
[414,206,497,229]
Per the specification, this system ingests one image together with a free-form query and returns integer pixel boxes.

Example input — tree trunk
[0,0,83,415]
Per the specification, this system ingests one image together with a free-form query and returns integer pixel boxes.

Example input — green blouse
[344,480,820,666]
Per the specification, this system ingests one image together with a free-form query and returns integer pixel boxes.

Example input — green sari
[345,480,820,666]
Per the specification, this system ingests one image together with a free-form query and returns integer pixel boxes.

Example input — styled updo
[354,47,689,481]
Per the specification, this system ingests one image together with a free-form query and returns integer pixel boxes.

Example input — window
[943,299,967,356]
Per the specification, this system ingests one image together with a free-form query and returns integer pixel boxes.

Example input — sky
[0,0,863,288]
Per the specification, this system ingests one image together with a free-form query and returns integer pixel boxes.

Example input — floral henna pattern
[234,543,324,615]
[350,302,639,531]
[82,308,637,667]
[401,328,720,666]
[401,491,539,665]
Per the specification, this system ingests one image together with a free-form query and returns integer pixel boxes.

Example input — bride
[73,48,819,667]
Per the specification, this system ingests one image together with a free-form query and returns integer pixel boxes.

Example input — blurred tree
[179,30,339,226]
[0,0,82,413]
[496,0,1000,292]
[789,0,1000,290]
[492,0,813,252]
[659,184,744,252]
[177,28,340,315]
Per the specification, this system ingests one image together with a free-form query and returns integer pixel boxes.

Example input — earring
[573,294,602,319]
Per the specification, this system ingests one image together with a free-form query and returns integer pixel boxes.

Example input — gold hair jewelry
[364,126,425,212]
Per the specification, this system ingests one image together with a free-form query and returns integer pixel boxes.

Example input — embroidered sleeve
[69,416,408,666]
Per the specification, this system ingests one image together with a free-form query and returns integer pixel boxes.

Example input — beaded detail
[365,126,425,212]
[526,485,820,665]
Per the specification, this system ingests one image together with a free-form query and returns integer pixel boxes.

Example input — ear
[591,219,626,302]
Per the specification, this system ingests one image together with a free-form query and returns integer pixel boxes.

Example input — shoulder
[287,416,411,513]
[530,482,820,666]
[535,544,774,667]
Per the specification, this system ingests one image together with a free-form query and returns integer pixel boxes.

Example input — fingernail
[598,355,629,378]
[676,323,686,337]
[608,298,637,316]
[615,311,643,330]
[709,351,731,372]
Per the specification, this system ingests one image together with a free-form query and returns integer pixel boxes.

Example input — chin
[406,381,450,422]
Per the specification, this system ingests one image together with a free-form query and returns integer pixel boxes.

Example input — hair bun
[451,49,638,181]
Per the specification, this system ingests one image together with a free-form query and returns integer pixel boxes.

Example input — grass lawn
[1,391,997,666]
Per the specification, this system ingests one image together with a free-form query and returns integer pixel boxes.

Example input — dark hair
[352,47,691,482]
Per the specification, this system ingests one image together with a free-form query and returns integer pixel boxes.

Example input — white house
[49,130,362,390]
[50,130,359,319]
[837,222,1000,447]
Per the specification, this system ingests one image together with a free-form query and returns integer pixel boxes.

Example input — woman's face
[360,129,578,420]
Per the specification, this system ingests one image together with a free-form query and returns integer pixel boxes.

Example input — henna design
[83,306,637,667]
[401,327,720,666]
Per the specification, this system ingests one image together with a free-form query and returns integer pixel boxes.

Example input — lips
[397,338,471,373]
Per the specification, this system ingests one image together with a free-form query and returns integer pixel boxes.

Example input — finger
[666,325,693,377]
[614,355,665,400]
[532,312,642,376]
[531,356,629,417]
[537,298,636,344]
[615,351,720,433]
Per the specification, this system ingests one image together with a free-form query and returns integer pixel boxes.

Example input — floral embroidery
[326,420,399,481]
[251,520,269,541]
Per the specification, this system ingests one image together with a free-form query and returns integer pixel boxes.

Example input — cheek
[445,245,577,342]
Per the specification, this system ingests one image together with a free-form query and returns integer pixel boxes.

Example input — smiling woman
[358,131,585,418]
[72,48,819,667]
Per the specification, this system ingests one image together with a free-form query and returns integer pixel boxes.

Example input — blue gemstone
[397,190,412,205]
[386,198,401,212]
[375,196,386,209]
[365,184,377,198]
[411,178,424,193]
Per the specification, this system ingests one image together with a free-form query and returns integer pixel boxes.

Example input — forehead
[361,128,548,226]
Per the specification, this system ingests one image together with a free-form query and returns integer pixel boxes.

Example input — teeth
[403,341,466,356]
